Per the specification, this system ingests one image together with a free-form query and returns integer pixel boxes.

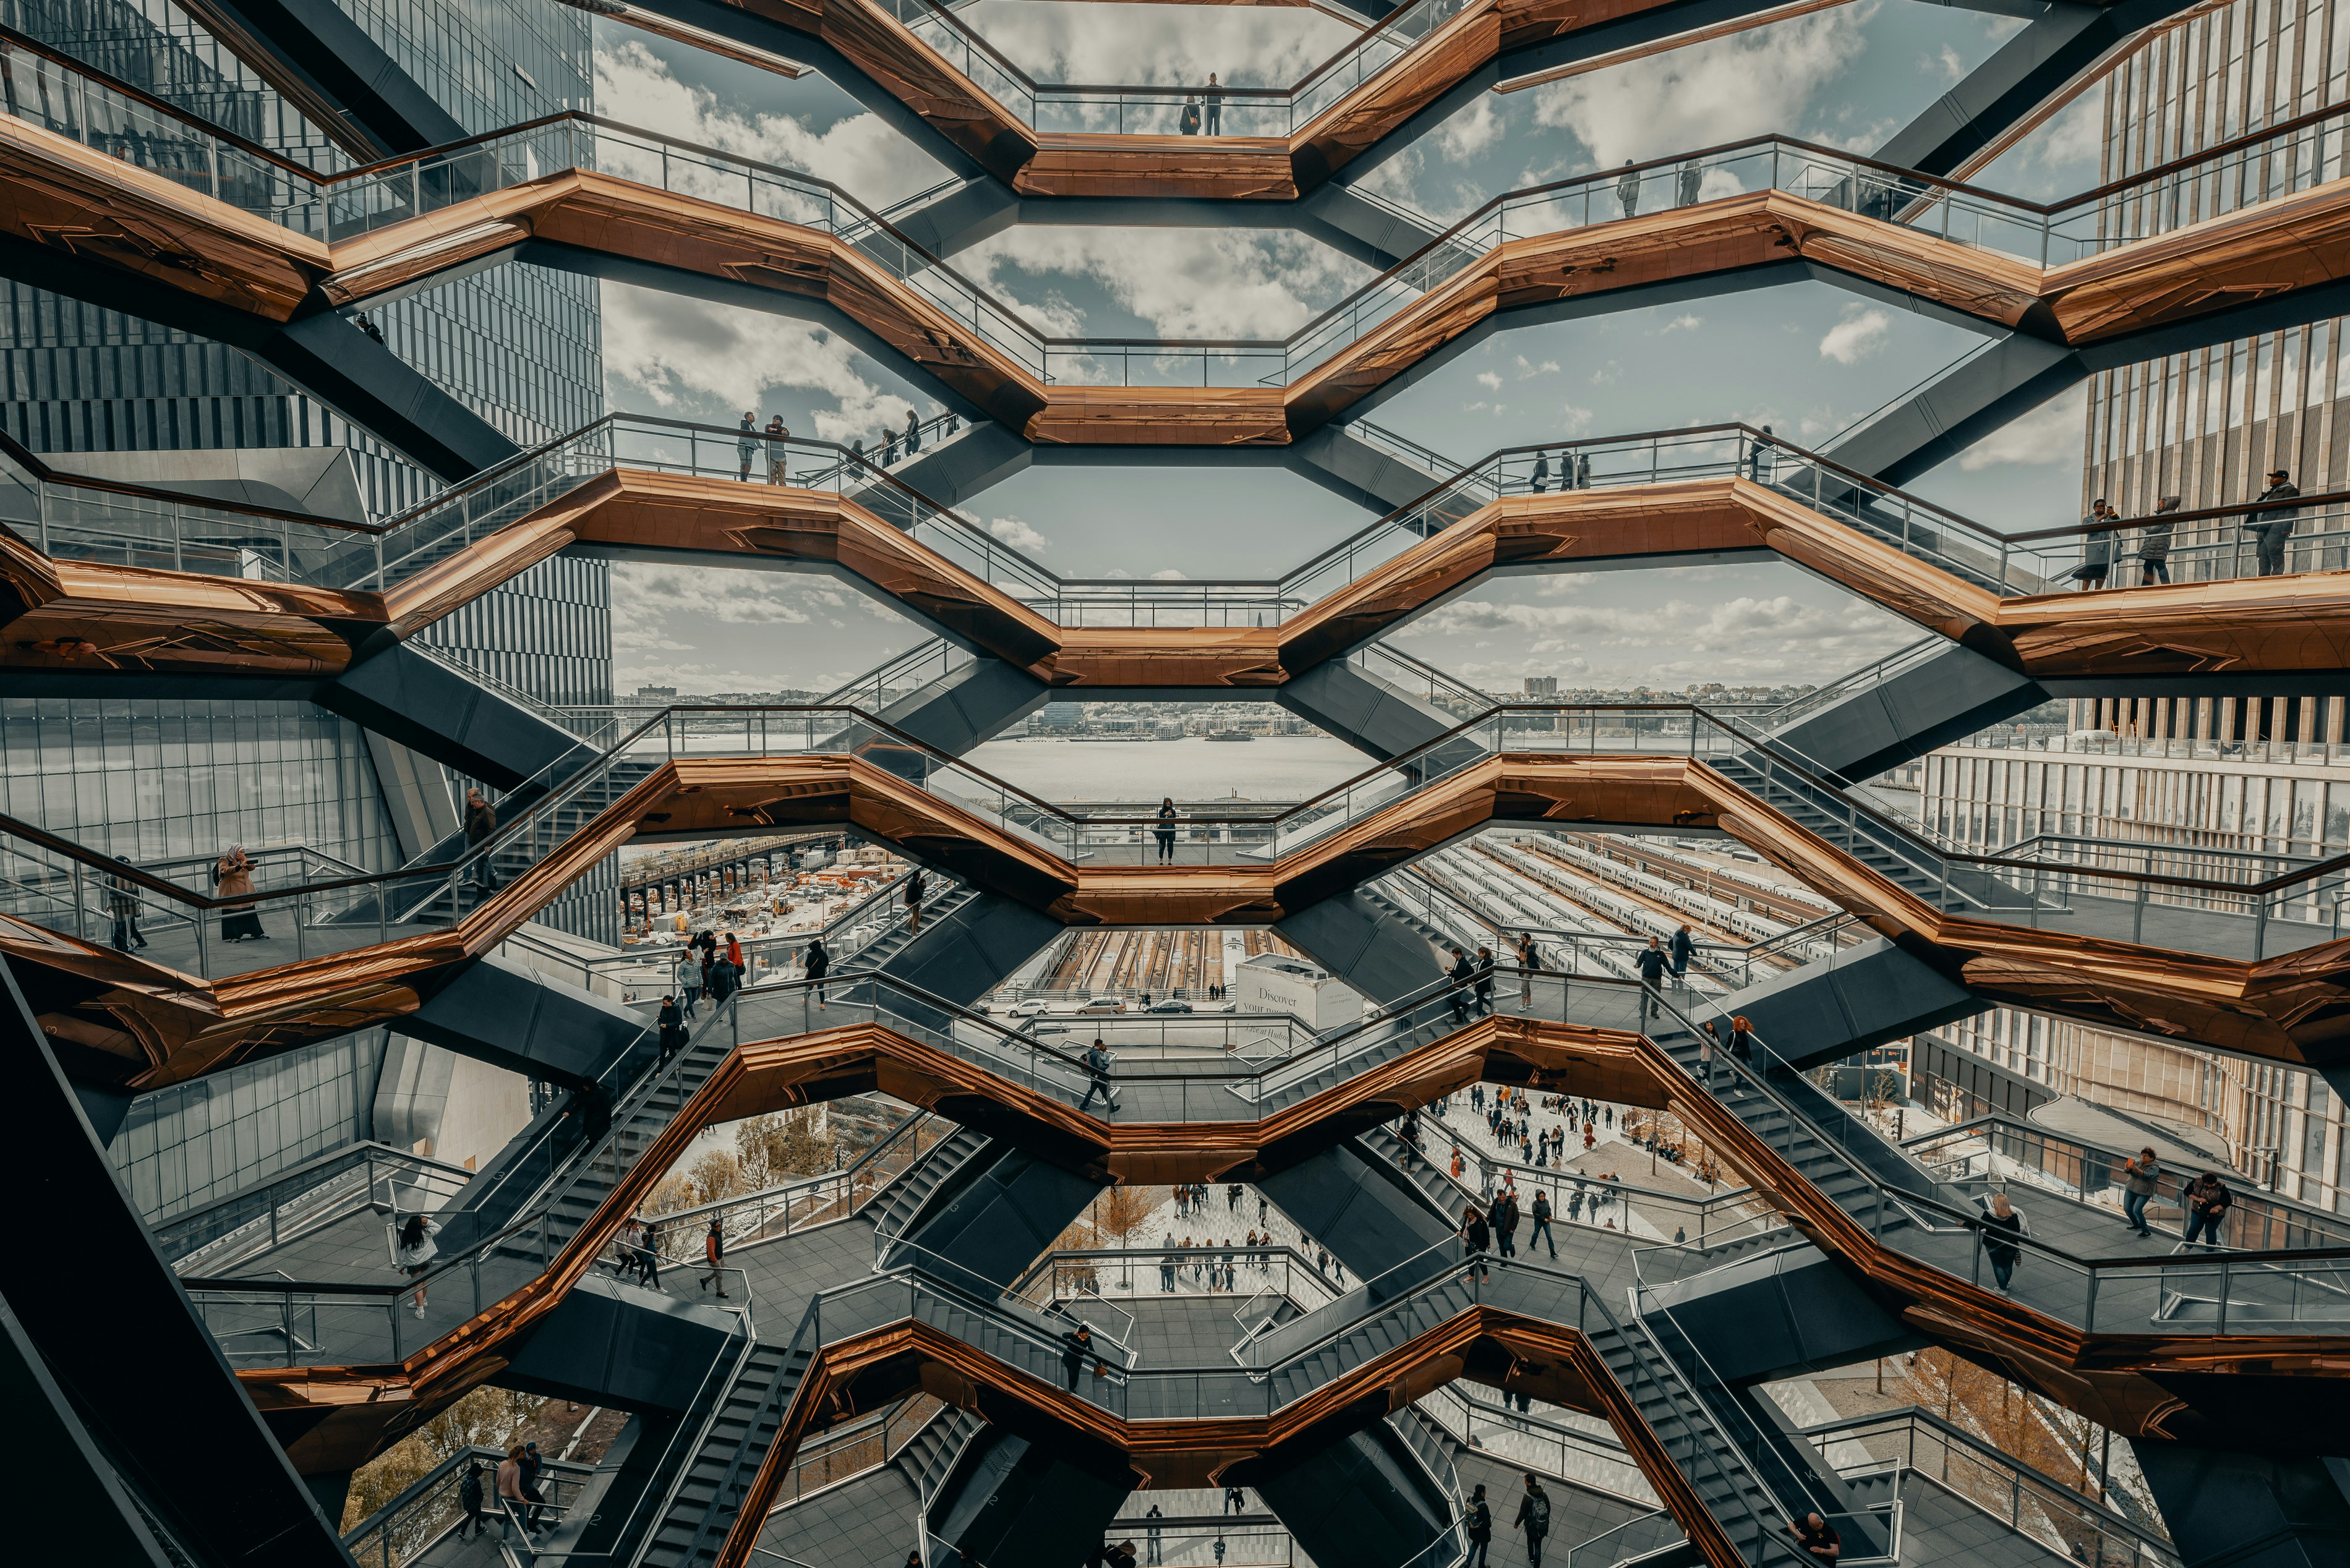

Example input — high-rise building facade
[0,0,610,871]
[0,0,610,1207]
[1918,705,2350,1204]
[2081,0,2350,523]
[1918,0,2350,1206]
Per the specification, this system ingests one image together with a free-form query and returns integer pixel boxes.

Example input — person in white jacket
[395,1214,442,1319]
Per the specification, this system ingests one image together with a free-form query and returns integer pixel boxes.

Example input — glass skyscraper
[0,0,610,870]
[1,0,613,1205]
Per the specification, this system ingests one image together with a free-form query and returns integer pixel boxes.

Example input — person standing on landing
[2183,1170,2233,1248]
[215,845,265,942]
[2120,1147,2161,1238]
[1516,1473,1553,1567]
[764,414,790,483]
[1634,935,1668,1020]
[700,1215,728,1297]
[1980,1191,2025,1293]
[2137,495,2181,585]
[395,1213,440,1319]
[803,933,829,1010]
[2249,468,2301,576]
[1528,1187,1556,1257]
[1463,1484,1493,1568]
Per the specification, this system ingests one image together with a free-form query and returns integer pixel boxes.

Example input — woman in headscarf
[215,845,266,942]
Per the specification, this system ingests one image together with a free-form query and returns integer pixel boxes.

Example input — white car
[1004,997,1052,1018]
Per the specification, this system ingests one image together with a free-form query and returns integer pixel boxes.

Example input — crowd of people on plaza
[1151,1180,1348,1292]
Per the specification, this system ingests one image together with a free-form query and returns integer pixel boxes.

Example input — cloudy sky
[567,2,2111,697]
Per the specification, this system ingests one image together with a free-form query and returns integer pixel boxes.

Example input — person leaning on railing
[2137,495,2181,586]
[1786,1513,1842,1564]
[2248,469,2301,576]
[2182,1170,2234,1248]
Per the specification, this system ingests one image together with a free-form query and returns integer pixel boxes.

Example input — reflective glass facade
[0,0,615,1174]
[420,553,615,709]
[0,0,610,849]
[1928,0,2350,1208]
[110,1030,384,1221]
[0,697,403,869]
[0,0,605,519]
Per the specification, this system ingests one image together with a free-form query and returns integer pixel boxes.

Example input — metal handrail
[25,393,2335,632]
[1900,1111,2350,1251]
[11,32,2339,391]
[634,1109,946,1255]
[1798,1405,2177,1564]
[161,1140,476,1269]
[1670,994,2350,1303]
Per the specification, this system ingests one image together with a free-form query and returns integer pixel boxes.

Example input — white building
[1234,953,1365,1031]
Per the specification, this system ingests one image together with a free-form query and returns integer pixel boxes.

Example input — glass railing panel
[1813,1413,2179,1568]
[822,639,969,712]
[2006,500,2350,590]
[163,1144,472,1274]
[323,422,623,592]
[1563,1506,1683,1567]
[26,484,349,579]
[2046,116,2349,262]
[0,46,315,225]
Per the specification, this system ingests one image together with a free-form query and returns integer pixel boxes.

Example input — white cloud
[1957,381,2088,471]
[1514,356,1561,378]
[952,3,1349,97]
[1529,8,1876,165]
[1923,45,1963,85]
[2039,95,2103,171]
[1414,600,1677,639]
[1557,404,1595,435]
[988,516,1053,553]
[1660,314,1703,334]
[1148,568,1189,581]
[600,285,922,444]
[594,42,941,203]
[1476,372,1504,390]
[1818,305,1892,364]
[612,566,819,647]
[1437,97,1505,163]
[960,228,1367,339]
